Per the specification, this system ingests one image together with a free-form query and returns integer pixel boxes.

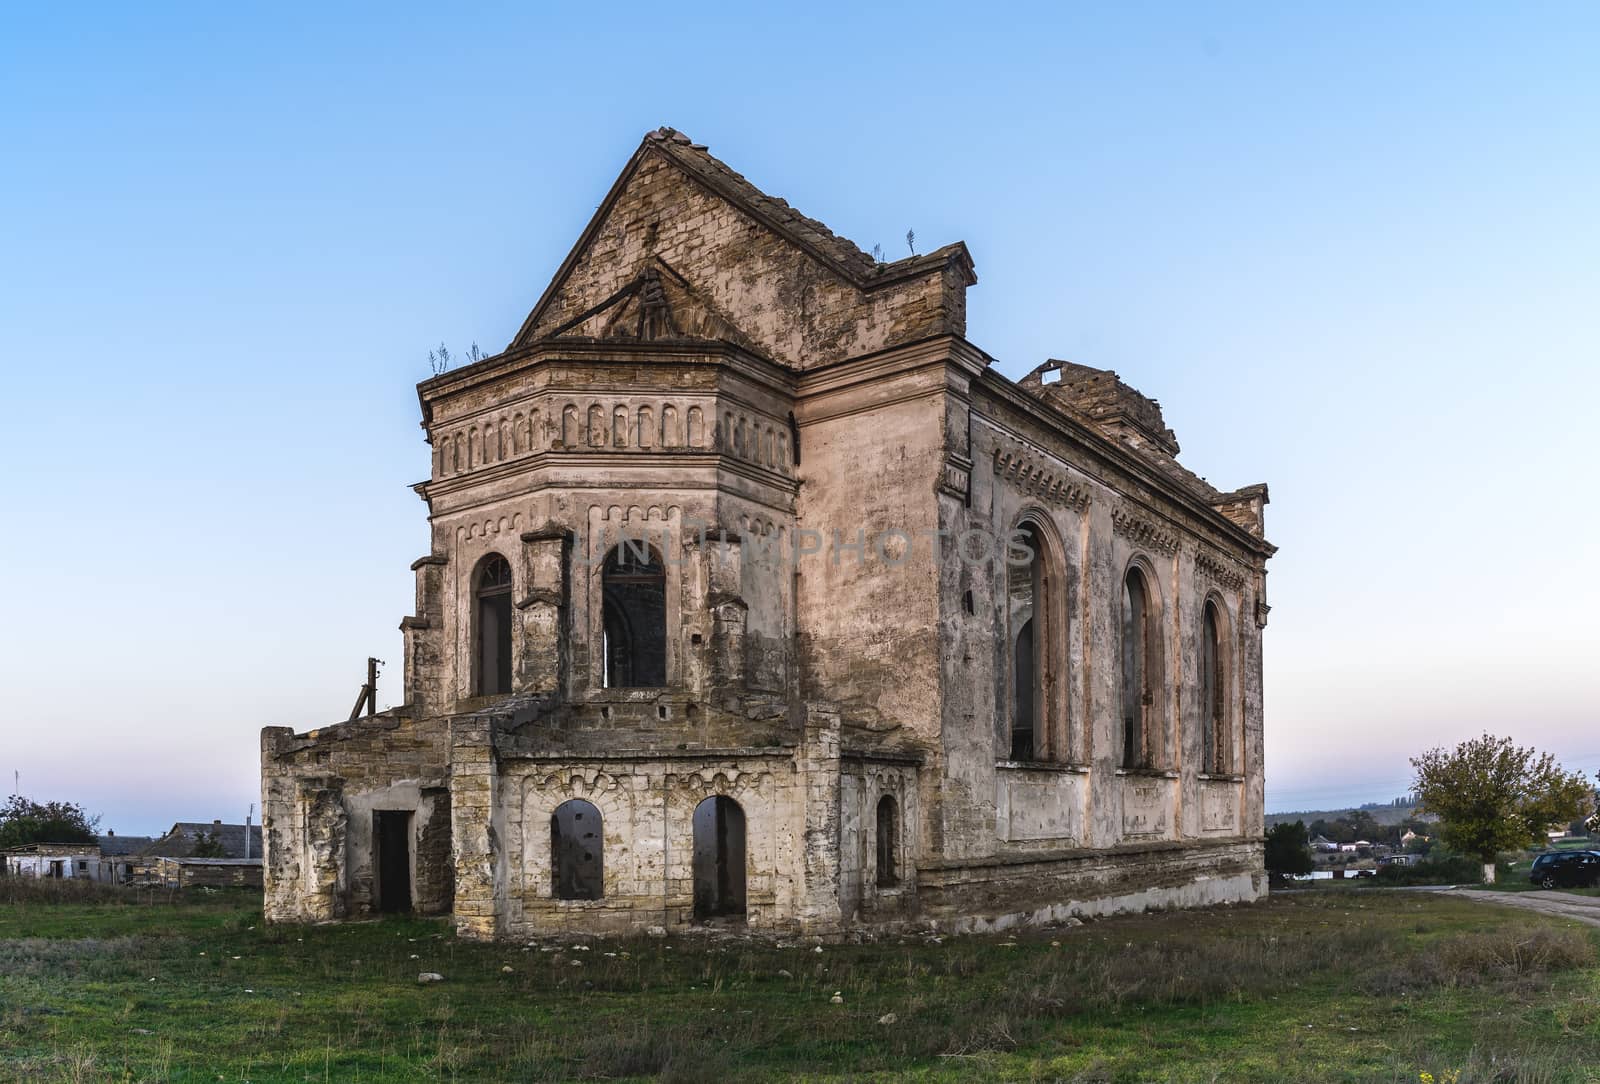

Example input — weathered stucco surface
[262,128,1275,939]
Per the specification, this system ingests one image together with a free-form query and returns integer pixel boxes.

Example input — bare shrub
[1436,926,1595,980]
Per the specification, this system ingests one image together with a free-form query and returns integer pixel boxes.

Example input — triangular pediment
[545,259,763,355]
[510,128,976,370]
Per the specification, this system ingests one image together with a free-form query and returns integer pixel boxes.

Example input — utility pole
[347,658,384,721]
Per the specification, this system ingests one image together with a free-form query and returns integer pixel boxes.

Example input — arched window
[1201,600,1228,774]
[1120,564,1159,768]
[550,799,603,900]
[1010,520,1065,761]
[473,554,513,696]
[692,795,746,920]
[876,795,899,887]
[602,542,666,687]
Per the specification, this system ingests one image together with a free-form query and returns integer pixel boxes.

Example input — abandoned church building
[261,128,1276,939]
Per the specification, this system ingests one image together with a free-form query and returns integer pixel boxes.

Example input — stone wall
[261,713,453,923]
[262,129,1273,941]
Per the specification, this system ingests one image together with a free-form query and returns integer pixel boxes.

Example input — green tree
[0,795,100,848]
[1264,820,1314,883]
[189,830,228,859]
[1411,734,1595,882]
[1342,809,1382,842]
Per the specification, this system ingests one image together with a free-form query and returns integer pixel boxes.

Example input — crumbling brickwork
[262,128,1275,939]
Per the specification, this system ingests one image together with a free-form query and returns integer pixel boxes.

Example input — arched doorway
[550,799,604,900]
[691,795,746,921]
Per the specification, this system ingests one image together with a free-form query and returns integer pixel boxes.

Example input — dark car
[1528,850,1600,889]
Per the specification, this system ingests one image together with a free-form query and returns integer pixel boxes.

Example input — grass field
[2,881,1598,1082]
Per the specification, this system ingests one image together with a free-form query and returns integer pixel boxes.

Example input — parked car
[1528,850,1600,889]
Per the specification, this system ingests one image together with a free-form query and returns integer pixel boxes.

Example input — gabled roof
[510,127,975,351]
[139,822,261,860]
[98,834,155,857]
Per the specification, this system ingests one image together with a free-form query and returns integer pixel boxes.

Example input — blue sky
[2,3,1596,832]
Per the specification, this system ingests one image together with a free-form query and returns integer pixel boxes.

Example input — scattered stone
[646,926,667,939]
[417,972,444,984]
[829,992,843,1004]
[777,969,792,978]
[501,965,514,974]
[1064,917,1084,928]
[877,1012,896,1026]
[131,1028,154,1035]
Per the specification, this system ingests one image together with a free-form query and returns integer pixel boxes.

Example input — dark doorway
[550,799,604,900]
[602,542,666,687]
[692,796,746,921]
[474,554,514,696]
[375,811,413,914]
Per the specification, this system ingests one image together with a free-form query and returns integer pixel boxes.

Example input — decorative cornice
[993,446,1091,511]
[1111,507,1179,557]
[1194,548,1249,592]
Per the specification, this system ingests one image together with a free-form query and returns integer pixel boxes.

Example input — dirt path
[1447,888,1600,929]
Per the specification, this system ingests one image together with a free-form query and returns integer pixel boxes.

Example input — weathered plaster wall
[261,714,453,922]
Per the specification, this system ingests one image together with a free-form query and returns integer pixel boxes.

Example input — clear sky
[2,3,1596,833]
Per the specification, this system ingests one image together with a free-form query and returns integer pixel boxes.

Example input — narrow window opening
[1202,600,1226,774]
[602,543,666,687]
[1008,522,1047,761]
[1121,566,1153,768]
[473,554,514,696]
[876,795,900,887]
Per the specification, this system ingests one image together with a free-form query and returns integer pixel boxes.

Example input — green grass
[2,880,1599,1082]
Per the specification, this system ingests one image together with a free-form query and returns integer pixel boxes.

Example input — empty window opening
[876,795,900,887]
[473,554,514,696]
[1009,521,1053,761]
[1202,600,1227,774]
[1121,565,1157,768]
[375,810,413,914]
[550,799,604,900]
[692,796,746,921]
[602,543,666,687]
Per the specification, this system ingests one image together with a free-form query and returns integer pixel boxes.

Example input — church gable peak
[511,128,976,369]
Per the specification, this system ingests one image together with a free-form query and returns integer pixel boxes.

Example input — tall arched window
[1120,564,1159,768]
[1201,600,1228,774]
[550,799,603,900]
[876,794,899,887]
[1010,520,1066,761]
[473,554,513,696]
[602,542,666,687]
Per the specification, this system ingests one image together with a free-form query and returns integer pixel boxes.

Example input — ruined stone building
[261,128,1276,938]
